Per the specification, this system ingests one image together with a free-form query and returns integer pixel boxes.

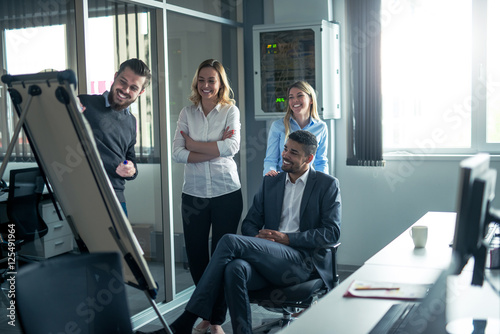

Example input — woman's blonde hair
[283,81,319,138]
[189,59,235,106]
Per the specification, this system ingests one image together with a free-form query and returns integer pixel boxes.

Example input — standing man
[167,130,341,334]
[79,58,151,215]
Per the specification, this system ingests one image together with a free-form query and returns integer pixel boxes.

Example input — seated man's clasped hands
[170,130,341,334]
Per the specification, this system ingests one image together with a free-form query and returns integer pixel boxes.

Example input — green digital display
[266,43,277,54]
[259,29,315,113]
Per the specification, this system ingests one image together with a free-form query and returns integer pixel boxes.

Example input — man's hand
[255,229,290,245]
[77,97,86,113]
[116,160,136,178]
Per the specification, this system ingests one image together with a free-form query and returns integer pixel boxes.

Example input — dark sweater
[79,93,138,203]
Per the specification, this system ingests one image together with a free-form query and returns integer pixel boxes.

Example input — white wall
[335,155,500,266]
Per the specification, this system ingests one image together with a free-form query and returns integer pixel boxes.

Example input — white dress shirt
[279,168,310,233]
[172,103,241,198]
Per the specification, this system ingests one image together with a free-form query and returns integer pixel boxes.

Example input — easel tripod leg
[145,291,174,334]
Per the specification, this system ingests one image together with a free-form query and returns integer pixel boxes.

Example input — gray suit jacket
[241,168,341,290]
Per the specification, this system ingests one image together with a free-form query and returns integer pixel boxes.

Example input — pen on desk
[354,287,400,291]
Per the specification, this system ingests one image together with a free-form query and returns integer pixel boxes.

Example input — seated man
[171,130,341,334]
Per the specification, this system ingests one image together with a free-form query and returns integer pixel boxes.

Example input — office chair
[248,242,341,333]
[0,167,48,264]
[16,252,134,334]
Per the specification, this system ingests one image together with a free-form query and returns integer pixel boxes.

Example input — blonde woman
[263,80,329,176]
[172,59,242,334]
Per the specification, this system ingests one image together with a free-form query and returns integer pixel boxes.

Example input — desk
[279,212,500,334]
[365,211,456,269]
[280,265,444,334]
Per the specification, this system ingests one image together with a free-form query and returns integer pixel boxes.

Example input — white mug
[409,225,428,248]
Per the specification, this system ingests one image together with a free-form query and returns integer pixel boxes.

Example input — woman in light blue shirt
[263,81,329,176]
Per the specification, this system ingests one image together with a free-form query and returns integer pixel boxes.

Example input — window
[381,0,499,154]
[0,1,156,163]
[0,0,75,162]
[3,25,68,161]
[5,25,67,74]
[86,1,155,163]
[486,0,500,144]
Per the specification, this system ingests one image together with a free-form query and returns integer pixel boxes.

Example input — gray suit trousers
[185,234,315,334]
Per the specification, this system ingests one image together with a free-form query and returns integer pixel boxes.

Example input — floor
[0,257,358,334]
[134,265,359,334]
[137,303,286,334]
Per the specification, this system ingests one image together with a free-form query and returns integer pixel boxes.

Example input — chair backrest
[16,252,133,334]
[7,167,48,241]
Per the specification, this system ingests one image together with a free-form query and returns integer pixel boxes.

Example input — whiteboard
[1,70,158,296]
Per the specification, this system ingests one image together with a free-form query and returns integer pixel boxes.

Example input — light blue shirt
[103,91,131,114]
[263,117,329,175]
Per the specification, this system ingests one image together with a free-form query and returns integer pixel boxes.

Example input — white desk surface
[279,264,444,334]
[365,211,456,270]
[279,211,500,334]
[279,264,500,334]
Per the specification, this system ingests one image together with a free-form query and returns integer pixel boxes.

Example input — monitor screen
[451,153,497,285]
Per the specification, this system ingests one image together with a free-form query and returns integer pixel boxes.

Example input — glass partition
[85,0,164,316]
[167,10,240,295]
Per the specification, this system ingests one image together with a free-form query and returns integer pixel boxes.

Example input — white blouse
[172,103,241,198]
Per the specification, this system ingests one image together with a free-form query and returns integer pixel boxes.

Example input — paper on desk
[343,280,432,301]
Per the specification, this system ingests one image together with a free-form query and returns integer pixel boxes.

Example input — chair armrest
[323,242,341,288]
[323,242,341,251]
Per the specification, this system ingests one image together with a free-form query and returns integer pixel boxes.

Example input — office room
[0,0,499,333]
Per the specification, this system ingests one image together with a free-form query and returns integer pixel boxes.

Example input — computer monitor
[451,153,499,286]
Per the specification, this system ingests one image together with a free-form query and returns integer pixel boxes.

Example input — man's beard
[108,88,134,111]
[281,160,295,173]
